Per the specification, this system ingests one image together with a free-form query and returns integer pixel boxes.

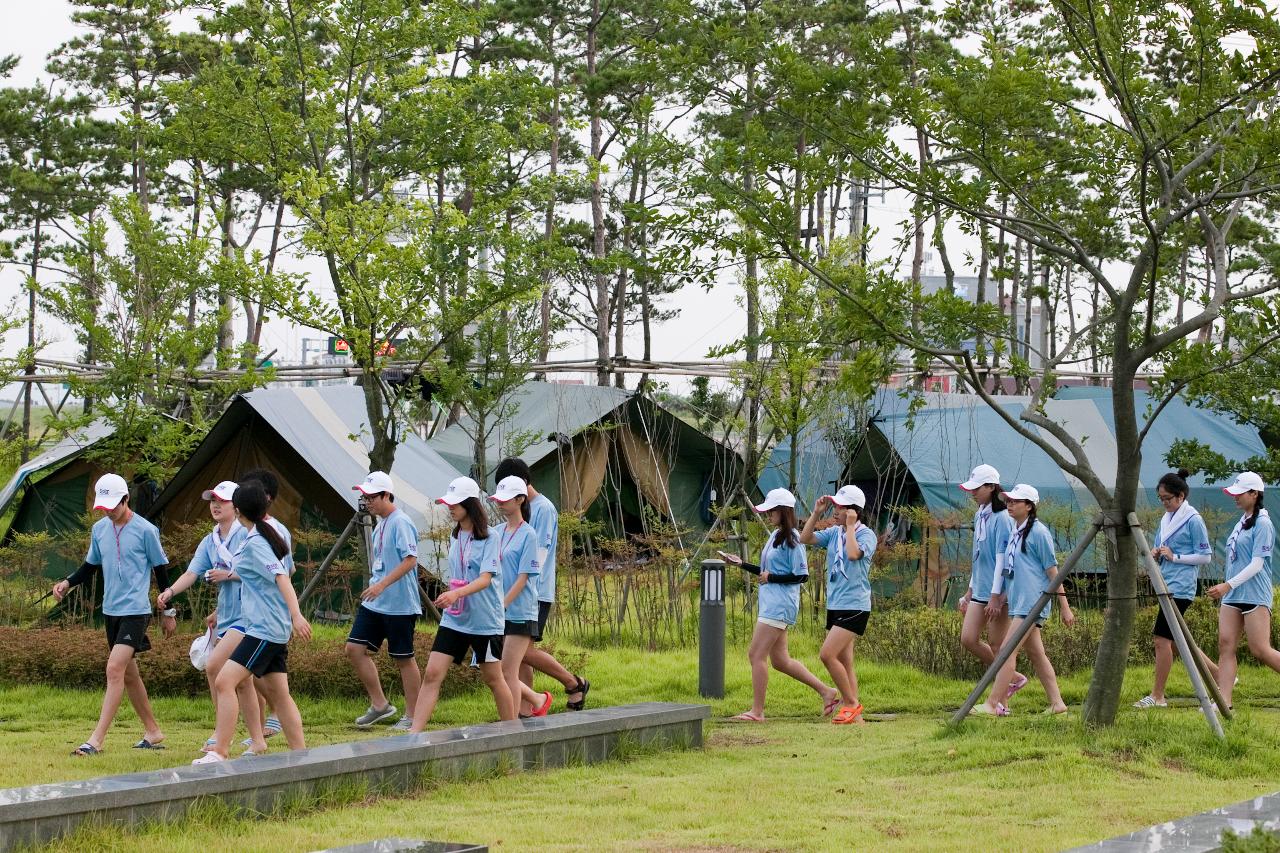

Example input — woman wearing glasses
[1134,469,1216,709]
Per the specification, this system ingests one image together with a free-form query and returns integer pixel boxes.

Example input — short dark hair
[239,468,280,502]
[495,457,532,484]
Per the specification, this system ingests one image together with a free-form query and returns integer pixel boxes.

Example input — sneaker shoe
[389,715,413,732]
[192,751,227,765]
[355,704,398,728]
[1133,695,1167,709]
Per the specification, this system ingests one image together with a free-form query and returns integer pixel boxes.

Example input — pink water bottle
[447,578,467,616]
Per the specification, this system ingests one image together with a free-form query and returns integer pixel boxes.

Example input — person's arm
[799,496,832,545]
[436,570,493,609]
[275,570,311,641]
[362,554,418,601]
[504,573,528,607]
[158,569,200,608]
[844,519,866,561]
[766,572,806,585]
[53,561,101,600]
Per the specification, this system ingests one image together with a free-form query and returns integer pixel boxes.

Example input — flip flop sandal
[729,712,764,722]
[822,695,841,717]
[968,703,1010,717]
[832,704,865,725]
[133,738,165,750]
[532,691,554,717]
[264,716,283,737]
[565,676,591,711]
[71,742,101,757]
[1006,673,1030,699]
[201,737,218,753]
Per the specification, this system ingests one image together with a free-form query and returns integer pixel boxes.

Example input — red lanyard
[499,522,523,562]
[457,532,472,576]
[112,521,126,563]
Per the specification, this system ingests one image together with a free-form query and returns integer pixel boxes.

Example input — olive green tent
[428,382,747,537]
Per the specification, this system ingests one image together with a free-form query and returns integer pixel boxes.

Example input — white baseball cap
[353,471,394,495]
[437,476,481,505]
[1001,484,1040,504]
[960,464,1001,492]
[830,485,866,508]
[491,475,528,502]
[201,481,238,502]
[93,473,130,510]
[754,488,797,512]
[1224,471,1266,495]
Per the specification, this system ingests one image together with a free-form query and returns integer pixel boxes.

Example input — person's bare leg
[769,632,837,704]
[982,618,1025,712]
[1244,607,1280,673]
[1023,628,1066,712]
[86,644,138,749]
[395,656,422,719]
[523,647,579,692]
[502,635,533,715]
[819,628,857,705]
[210,661,250,757]
[256,673,304,749]
[346,642,391,711]
[122,656,164,744]
[1151,636,1174,703]
[481,661,516,720]
[960,604,994,664]
[745,623,779,718]
[841,636,859,706]
[1217,607,1243,707]
[409,652,452,733]
[986,610,1024,687]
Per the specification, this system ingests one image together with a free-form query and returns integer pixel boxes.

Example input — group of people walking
[723,465,1275,722]
[50,457,1277,755]
[53,459,588,762]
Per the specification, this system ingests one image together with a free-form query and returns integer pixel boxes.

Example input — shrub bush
[0,626,486,698]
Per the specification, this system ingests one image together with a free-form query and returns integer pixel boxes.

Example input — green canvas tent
[428,382,747,537]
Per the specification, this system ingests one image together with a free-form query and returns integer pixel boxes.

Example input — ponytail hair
[1244,492,1265,531]
[234,482,290,560]
[989,485,1007,513]
[1157,468,1191,499]
[773,506,799,548]
[1020,504,1039,552]
[455,496,490,540]
[516,494,531,523]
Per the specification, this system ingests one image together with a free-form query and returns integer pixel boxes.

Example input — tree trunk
[742,55,761,493]
[588,0,610,387]
[21,214,42,463]
[976,225,990,377]
[537,49,561,376]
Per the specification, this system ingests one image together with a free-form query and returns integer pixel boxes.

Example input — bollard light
[699,559,726,699]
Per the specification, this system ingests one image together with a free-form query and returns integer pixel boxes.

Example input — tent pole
[951,516,1104,723]
[1127,513,1230,733]
[298,512,361,608]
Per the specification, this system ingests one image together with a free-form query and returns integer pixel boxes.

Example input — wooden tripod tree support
[1127,512,1231,734]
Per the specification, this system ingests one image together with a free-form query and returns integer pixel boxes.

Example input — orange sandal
[832,703,864,725]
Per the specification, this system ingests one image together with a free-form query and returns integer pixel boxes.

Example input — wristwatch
[162,608,177,618]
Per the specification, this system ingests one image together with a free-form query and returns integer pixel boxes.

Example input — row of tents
[1,381,1267,583]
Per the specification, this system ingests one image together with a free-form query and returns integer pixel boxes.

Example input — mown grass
[9,631,1280,851]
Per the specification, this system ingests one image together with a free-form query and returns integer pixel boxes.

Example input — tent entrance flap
[558,429,611,515]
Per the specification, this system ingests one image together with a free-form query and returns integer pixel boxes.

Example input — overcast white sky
[0,2,971,401]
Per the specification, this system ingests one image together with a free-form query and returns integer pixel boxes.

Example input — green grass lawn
[7,632,1280,851]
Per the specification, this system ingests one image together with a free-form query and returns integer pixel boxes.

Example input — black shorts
[532,601,553,643]
[431,625,503,665]
[1153,598,1193,640]
[969,598,989,606]
[230,635,289,677]
[504,619,537,637]
[348,605,417,658]
[105,615,151,654]
[826,609,870,636]
[1225,602,1268,616]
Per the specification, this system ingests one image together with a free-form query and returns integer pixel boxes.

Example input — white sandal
[1133,695,1167,709]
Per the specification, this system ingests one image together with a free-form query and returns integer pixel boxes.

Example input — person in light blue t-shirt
[53,473,175,757]
[345,471,423,732]
[410,477,516,732]
[800,485,879,725]
[974,484,1075,717]
[722,488,838,723]
[1208,472,1280,709]
[1134,469,1220,709]
[493,457,590,715]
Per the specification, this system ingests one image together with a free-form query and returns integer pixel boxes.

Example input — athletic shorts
[504,619,537,637]
[348,605,417,658]
[969,597,989,606]
[532,600,553,643]
[216,626,245,641]
[826,609,870,636]
[230,635,289,677]
[1153,598,1193,640]
[1225,602,1268,616]
[432,625,503,665]
[757,616,790,630]
[105,615,151,654]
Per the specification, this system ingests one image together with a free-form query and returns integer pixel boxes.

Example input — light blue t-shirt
[1003,520,1058,621]
[969,508,1014,601]
[364,508,421,616]
[440,530,504,636]
[186,523,247,633]
[1153,509,1211,601]
[757,535,808,625]
[1223,510,1276,608]
[529,494,559,603]
[265,516,295,575]
[812,524,876,611]
[492,521,541,622]
[85,514,168,617]
[234,529,292,644]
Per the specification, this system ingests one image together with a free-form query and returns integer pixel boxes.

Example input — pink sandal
[822,694,841,717]
[1006,673,1029,700]
[730,711,764,722]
